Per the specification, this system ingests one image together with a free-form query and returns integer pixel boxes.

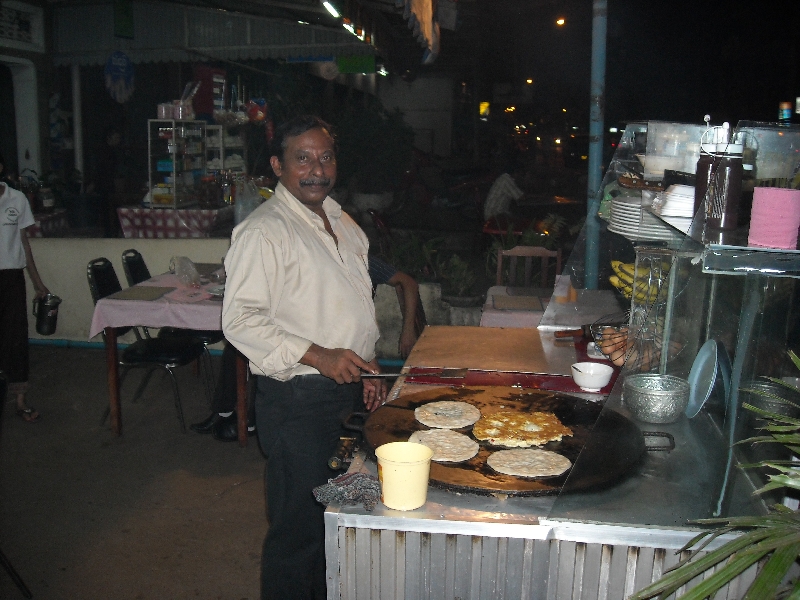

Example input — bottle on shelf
[706,138,743,231]
[694,118,729,220]
[779,101,793,125]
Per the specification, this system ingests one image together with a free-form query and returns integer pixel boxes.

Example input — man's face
[270,127,337,210]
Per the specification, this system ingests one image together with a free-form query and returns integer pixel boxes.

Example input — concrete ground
[1,345,266,599]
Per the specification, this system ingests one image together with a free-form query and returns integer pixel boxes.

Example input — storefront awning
[52,1,374,67]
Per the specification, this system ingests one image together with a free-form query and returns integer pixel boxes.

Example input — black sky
[477,0,800,128]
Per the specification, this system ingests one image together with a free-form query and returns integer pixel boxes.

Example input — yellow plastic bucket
[375,442,433,511]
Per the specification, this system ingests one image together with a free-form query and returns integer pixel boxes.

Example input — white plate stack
[607,196,677,241]
[654,185,695,234]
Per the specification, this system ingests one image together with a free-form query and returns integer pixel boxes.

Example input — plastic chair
[121,248,152,288]
[496,245,563,289]
[87,257,213,432]
[121,249,224,362]
[0,372,33,599]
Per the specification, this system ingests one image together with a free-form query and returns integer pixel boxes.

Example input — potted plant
[438,253,481,307]
[630,350,800,599]
[332,100,414,212]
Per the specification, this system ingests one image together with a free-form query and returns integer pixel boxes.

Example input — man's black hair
[270,115,336,162]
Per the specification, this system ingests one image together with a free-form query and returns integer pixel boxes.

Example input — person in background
[0,151,49,423]
[222,115,385,599]
[191,256,424,441]
[368,255,425,358]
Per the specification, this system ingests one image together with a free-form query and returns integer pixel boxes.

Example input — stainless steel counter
[323,326,763,599]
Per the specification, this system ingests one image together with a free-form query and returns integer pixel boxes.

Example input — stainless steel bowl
[623,374,690,424]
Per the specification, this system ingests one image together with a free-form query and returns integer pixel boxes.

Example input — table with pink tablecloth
[89,273,223,337]
[90,272,250,446]
[117,205,234,238]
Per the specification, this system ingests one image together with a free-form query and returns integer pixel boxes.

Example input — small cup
[571,362,614,392]
[375,442,433,511]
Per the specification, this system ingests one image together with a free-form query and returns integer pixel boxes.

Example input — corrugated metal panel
[333,526,762,600]
[52,1,373,66]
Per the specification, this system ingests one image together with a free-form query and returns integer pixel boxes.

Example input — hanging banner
[104,51,135,103]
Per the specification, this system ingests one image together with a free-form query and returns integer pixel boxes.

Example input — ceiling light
[323,2,340,18]
[556,17,565,26]
[526,78,533,85]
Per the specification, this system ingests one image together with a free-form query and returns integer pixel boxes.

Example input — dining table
[89,269,250,446]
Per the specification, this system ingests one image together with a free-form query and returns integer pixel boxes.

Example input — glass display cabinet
[147,119,206,208]
[552,120,800,526]
[204,124,247,175]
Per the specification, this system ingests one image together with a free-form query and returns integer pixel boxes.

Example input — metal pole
[584,0,607,289]
[71,63,84,192]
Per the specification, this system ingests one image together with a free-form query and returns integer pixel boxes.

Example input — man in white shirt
[222,116,386,600]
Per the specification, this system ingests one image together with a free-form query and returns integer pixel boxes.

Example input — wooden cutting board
[405,326,550,373]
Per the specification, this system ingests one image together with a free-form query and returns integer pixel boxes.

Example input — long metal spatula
[361,368,468,379]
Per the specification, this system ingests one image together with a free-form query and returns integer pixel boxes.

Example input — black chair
[121,249,224,367]
[87,257,213,432]
[0,372,33,599]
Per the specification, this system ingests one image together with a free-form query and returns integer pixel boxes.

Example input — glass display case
[147,119,206,208]
[205,124,247,175]
[551,120,800,527]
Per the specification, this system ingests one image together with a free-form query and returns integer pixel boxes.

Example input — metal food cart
[325,121,800,599]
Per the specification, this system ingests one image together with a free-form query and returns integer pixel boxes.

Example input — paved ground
[1,345,266,599]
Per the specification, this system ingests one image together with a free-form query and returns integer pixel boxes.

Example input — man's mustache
[299,178,332,187]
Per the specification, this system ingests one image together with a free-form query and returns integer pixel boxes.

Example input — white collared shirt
[222,183,380,380]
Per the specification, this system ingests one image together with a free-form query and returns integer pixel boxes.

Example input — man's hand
[361,358,387,411]
[301,344,374,384]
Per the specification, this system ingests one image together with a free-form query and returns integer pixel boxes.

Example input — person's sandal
[16,408,41,423]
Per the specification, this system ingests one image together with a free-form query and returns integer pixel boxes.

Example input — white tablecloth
[89,273,223,339]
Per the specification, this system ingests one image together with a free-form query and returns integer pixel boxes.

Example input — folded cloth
[313,472,381,511]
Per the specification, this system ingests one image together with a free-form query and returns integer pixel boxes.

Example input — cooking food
[487,449,572,478]
[414,401,482,429]
[472,410,572,447]
[408,429,479,463]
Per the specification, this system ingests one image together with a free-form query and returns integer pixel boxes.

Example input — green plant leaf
[742,542,800,599]
[673,549,769,600]
[630,531,774,599]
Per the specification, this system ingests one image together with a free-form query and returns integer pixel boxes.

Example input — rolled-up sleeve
[222,227,312,378]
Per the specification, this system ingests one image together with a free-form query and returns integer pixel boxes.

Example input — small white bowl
[571,362,614,392]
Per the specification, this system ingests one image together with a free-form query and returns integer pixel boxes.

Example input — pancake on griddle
[472,410,572,447]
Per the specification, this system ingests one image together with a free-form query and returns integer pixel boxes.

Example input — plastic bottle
[706,142,743,230]
[779,101,793,124]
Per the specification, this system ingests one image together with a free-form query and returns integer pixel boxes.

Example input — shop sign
[105,51,135,104]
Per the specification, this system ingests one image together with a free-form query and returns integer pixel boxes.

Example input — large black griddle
[363,386,644,496]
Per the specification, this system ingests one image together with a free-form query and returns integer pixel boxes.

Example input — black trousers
[0,269,29,385]
[255,374,361,600]
[212,342,238,414]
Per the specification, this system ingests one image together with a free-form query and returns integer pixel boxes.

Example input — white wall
[27,238,230,343]
[26,238,460,359]
[378,75,454,157]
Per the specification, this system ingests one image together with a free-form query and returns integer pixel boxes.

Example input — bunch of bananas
[608,260,666,304]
